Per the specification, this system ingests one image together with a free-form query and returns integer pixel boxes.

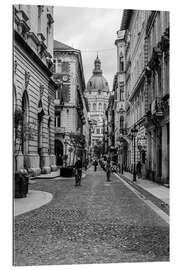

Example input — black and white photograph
[12,1,170,267]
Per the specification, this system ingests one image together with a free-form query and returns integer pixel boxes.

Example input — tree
[94,141,103,159]
[69,132,85,165]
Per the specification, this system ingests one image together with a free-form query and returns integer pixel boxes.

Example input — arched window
[22,90,29,155]
[119,52,124,72]
[120,116,124,133]
[99,103,102,111]
[120,84,124,101]
[93,103,96,111]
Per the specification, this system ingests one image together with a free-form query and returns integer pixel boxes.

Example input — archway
[55,139,64,166]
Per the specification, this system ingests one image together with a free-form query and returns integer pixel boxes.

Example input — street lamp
[64,138,68,168]
[131,127,138,182]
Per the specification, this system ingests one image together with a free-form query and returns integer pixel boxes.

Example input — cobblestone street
[14,166,169,266]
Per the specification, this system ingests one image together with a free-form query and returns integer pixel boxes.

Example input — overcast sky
[54,6,123,90]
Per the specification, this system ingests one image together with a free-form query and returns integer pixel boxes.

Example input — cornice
[14,30,52,78]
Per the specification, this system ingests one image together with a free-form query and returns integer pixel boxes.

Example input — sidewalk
[118,171,169,215]
[14,190,53,216]
[15,170,87,216]
[30,168,86,181]
[30,169,60,180]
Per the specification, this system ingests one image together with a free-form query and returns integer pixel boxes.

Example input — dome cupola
[87,55,109,92]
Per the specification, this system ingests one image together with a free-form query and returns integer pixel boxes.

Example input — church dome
[86,55,109,92]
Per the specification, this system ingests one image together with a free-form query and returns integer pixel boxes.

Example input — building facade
[13,4,57,176]
[116,10,169,185]
[113,29,129,168]
[85,56,110,155]
[53,40,87,166]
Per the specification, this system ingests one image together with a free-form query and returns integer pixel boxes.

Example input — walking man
[106,159,111,181]
[74,157,82,186]
[136,161,142,179]
[94,159,98,171]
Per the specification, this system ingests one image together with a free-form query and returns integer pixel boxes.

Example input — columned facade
[13,5,57,176]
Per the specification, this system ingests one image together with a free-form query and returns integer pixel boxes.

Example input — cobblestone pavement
[14,166,169,266]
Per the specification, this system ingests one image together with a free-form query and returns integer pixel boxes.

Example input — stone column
[161,124,169,184]
[49,117,57,172]
[152,129,156,181]
[41,116,51,174]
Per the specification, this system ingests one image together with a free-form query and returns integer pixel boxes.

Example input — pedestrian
[94,159,98,171]
[84,158,88,170]
[74,157,82,186]
[106,160,111,181]
[136,161,142,178]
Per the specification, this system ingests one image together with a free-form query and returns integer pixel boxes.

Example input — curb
[117,173,169,215]
[30,172,87,181]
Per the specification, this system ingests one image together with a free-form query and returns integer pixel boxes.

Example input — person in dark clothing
[106,160,111,181]
[136,161,142,178]
[94,160,98,171]
[74,157,82,186]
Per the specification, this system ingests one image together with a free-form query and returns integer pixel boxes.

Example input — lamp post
[131,127,138,182]
[64,138,68,168]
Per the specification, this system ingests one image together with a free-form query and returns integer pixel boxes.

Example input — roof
[54,40,77,51]
[53,40,86,90]
[86,55,109,92]
[87,75,109,91]
[120,9,133,30]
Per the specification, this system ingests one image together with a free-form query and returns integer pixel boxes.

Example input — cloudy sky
[54,6,123,90]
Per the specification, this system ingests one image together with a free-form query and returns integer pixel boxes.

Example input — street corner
[14,190,53,217]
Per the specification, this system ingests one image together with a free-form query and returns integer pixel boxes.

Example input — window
[120,55,124,72]
[93,103,96,111]
[55,112,61,127]
[120,84,124,101]
[96,128,100,134]
[61,62,69,73]
[120,116,124,131]
[104,103,107,111]
[57,59,62,73]
[99,103,102,111]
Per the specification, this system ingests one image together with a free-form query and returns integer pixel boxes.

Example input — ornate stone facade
[13,4,57,176]
[53,40,88,165]
[85,56,110,154]
[115,10,170,185]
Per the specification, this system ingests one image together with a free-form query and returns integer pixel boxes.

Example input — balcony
[55,127,65,134]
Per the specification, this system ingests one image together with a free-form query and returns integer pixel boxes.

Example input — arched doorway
[55,139,64,166]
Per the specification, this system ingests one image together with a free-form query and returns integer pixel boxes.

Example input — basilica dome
[86,55,109,92]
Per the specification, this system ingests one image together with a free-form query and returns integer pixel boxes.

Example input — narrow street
[14,166,169,265]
